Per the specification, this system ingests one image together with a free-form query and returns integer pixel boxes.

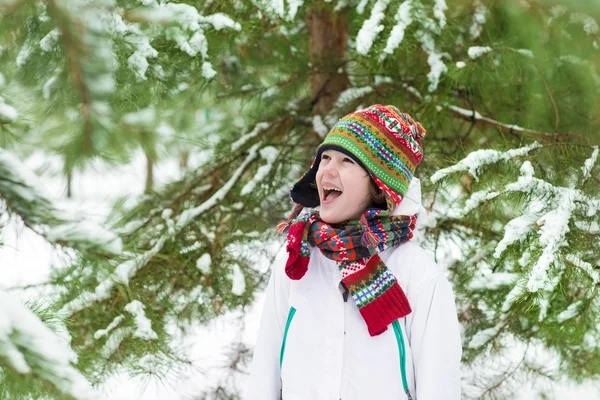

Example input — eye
[322,154,330,160]
[344,158,354,163]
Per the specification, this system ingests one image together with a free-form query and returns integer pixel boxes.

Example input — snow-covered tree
[1,0,599,398]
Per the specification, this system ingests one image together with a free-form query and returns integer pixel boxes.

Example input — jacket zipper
[279,306,297,369]
[392,319,412,400]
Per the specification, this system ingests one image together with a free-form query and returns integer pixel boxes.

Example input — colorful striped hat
[289,104,426,213]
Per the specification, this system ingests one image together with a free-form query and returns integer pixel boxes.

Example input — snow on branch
[0,290,98,399]
[441,152,600,293]
[431,141,542,183]
[123,4,240,79]
[565,254,600,286]
[124,300,158,340]
[0,96,18,123]
[381,0,413,59]
[0,149,122,255]
[60,144,261,316]
[442,104,589,142]
[581,145,599,182]
[356,0,391,56]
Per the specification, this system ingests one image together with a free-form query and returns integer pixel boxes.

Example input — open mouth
[323,188,343,203]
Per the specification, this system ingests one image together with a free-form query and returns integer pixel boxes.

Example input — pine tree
[0,0,599,399]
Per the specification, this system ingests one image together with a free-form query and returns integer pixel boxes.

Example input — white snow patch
[433,0,447,29]
[231,122,270,151]
[196,253,212,274]
[469,0,487,39]
[334,86,374,109]
[0,290,98,399]
[202,61,217,79]
[229,263,246,296]
[469,273,519,290]
[431,142,541,183]
[469,324,501,348]
[123,107,156,127]
[241,146,279,195]
[124,300,158,340]
[382,0,413,57]
[40,28,60,52]
[0,101,18,122]
[312,115,329,138]
[356,0,391,56]
[556,301,583,322]
[581,146,599,181]
[46,221,123,255]
[468,46,492,59]
[94,315,125,339]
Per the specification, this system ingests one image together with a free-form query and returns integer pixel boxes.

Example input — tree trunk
[145,148,153,194]
[307,5,349,116]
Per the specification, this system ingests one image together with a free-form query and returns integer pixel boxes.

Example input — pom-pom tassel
[360,214,380,248]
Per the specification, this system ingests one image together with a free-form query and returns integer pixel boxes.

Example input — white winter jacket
[245,179,462,400]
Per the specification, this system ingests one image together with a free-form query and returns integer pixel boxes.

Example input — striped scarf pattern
[284,208,417,337]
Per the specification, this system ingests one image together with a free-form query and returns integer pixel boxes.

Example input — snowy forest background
[1,0,599,399]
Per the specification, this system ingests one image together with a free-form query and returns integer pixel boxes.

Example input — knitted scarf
[284,207,417,337]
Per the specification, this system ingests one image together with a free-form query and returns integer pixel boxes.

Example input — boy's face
[315,149,372,224]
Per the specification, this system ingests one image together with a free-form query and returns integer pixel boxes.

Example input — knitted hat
[289,104,426,215]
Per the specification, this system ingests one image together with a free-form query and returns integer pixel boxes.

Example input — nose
[321,161,340,177]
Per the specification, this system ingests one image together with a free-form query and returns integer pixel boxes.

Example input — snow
[468,324,501,348]
[416,30,447,92]
[271,0,284,18]
[527,189,576,292]
[565,254,600,285]
[493,211,538,258]
[0,101,18,122]
[382,0,413,57]
[241,146,279,195]
[574,220,599,233]
[286,0,303,21]
[312,115,329,138]
[16,41,33,67]
[334,86,374,109]
[0,290,98,399]
[200,13,242,31]
[468,46,492,59]
[431,142,541,183]
[176,143,259,229]
[570,13,599,35]
[356,0,370,15]
[433,0,447,29]
[196,253,212,274]
[123,107,156,127]
[356,0,391,56]
[469,0,487,39]
[229,263,246,296]
[43,75,59,99]
[469,273,519,290]
[124,300,158,340]
[40,28,60,52]
[201,61,217,79]
[94,315,125,339]
[515,48,534,58]
[581,146,599,181]
[46,221,123,255]
[101,327,132,358]
[126,36,158,81]
[556,301,583,323]
[231,122,270,151]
